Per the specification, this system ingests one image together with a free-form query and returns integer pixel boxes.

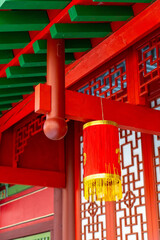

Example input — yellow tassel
[84,173,122,202]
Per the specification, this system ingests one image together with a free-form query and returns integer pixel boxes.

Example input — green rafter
[0,11,49,32]
[6,66,46,78]
[0,0,71,9]
[0,32,30,50]
[50,23,112,39]
[0,50,14,64]
[0,77,46,88]
[19,53,75,67]
[69,5,133,22]
[0,87,34,97]
[0,104,12,111]
[33,39,92,54]
[0,96,23,104]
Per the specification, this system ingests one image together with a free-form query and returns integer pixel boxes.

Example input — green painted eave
[50,23,112,39]
[0,86,34,97]
[0,32,30,50]
[0,11,49,32]
[19,53,75,67]
[0,77,46,88]
[6,66,46,78]
[0,96,23,104]
[33,39,92,54]
[0,0,71,9]
[69,5,133,22]
[0,50,14,64]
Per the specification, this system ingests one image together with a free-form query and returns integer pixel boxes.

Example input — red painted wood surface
[0,188,54,230]
[65,0,160,88]
[0,119,65,187]
[35,83,51,114]
[44,37,67,140]
[141,134,159,240]
[62,122,75,240]
[1,90,160,135]
[105,202,116,240]
[126,47,159,240]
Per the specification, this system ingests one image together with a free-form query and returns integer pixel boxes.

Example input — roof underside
[0,0,154,116]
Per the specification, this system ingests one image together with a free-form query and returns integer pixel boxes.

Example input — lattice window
[138,34,160,97]
[80,129,148,240]
[116,130,148,240]
[151,97,160,233]
[14,115,45,163]
[77,60,127,102]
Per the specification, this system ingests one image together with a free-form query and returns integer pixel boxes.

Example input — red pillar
[62,121,75,240]
[54,188,62,240]
[106,202,117,239]
[74,122,81,240]
[127,46,159,240]
[44,37,67,140]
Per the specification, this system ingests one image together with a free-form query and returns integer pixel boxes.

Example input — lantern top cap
[83,120,118,129]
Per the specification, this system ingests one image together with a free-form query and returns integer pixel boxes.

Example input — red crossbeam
[65,0,160,88]
[0,166,65,188]
[1,90,160,135]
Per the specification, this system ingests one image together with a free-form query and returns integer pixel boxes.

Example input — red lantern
[83,120,122,202]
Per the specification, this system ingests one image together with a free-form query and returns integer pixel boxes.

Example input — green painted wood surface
[0,104,12,111]
[0,0,70,9]
[14,232,50,240]
[93,0,152,2]
[0,11,49,32]
[65,53,75,64]
[65,39,92,52]
[0,96,23,104]
[0,50,13,64]
[0,32,30,50]
[33,40,47,54]
[6,66,46,78]
[50,23,112,39]
[0,77,46,88]
[19,54,47,67]
[0,86,33,97]
[19,53,74,67]
[8,185,32,196]
[33,39,92,54]
[69,5,133,22]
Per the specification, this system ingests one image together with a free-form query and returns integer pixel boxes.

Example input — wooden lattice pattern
[80,129,148,240]
[138,34,160,97]
[116,130,148,240]
[14,115,45,163]
[151,97,160,233]
[77,59,127,102]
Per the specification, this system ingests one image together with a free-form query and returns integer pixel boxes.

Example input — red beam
[0,166,65,188]
[65,0,160,88]
[1,90,160,135]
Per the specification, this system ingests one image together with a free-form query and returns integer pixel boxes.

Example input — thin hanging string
[100,98,104,121]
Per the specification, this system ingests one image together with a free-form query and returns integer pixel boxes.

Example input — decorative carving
[138,34,160,97]
[77,59,127,102]
[14,115,45,164]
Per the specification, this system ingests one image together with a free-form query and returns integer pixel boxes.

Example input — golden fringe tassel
[84,174,122,202]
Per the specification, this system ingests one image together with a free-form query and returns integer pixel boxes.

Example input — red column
[106,202,117,240]
[62,121,75,240]
[127,46,159,240]
[54,188,62,240]
[74,122,81,240]
[44,37,67,140]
